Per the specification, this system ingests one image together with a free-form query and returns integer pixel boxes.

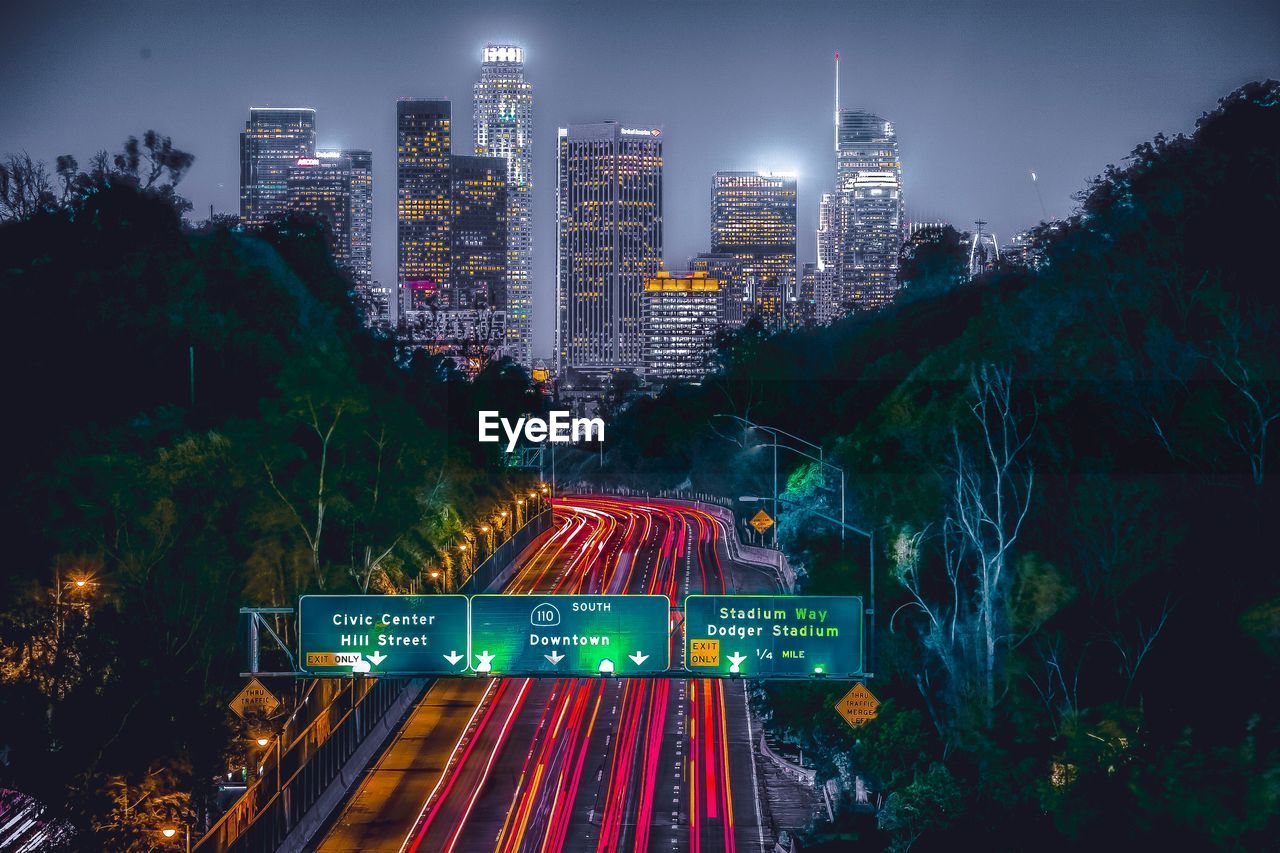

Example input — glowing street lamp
[160,825,190,851]
[256,736,269,747]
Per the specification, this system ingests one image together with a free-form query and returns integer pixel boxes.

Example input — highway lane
[317,509,608,852]
[318,496,783,853]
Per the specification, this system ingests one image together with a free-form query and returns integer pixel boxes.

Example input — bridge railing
[194,675,406,852]
[196,509,552,852]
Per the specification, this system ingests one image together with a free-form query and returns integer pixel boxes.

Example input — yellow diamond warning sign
[230,677,281,720]
[749,509,774,534]
[836,682,880,729]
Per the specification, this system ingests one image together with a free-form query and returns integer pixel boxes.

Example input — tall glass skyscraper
[287,153,352,270]
[710,171,796,329]
[239,107,316,227]
[556,122,663,378]
[474,44,533,365]
[397,99,452,313]
[450,154,508,310]
[836,109,903,309]
[342,149,373,288]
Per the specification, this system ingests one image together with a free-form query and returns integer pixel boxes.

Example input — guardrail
[195,676,407,852]
[196,509,552,852]
[562,486,795,591]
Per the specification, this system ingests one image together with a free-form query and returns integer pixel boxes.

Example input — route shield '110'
[683,595,864,678]
[298,595,470,676]
[469,594,670,676]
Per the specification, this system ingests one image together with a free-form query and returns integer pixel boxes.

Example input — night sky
[4,0,1277,355]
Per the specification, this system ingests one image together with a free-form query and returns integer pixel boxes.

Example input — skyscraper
[817,192,840,274]
[240,107,316,227]
[642,271,724,382]
[474,44,533,365]
[689,252,748,330]
[835,109,903,309]
[397,99,452,313]
[341,149,373,287]
[710,171,796,329]
[801,262,840,326]
[287,154,352,270]
[556,122,663,379]
[450,154,508,310]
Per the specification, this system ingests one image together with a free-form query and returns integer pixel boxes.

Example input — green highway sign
[298,595,470,676]
[469,595,670,676]
[683,595,863,678]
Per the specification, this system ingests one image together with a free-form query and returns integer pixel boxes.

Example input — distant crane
[1029,169,1049,221]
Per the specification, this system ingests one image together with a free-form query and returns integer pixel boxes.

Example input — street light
[754,441,846,546]
[160,823,191,851]
[713,414,834,548]
[739,494,876,678]
[256,736,269,747]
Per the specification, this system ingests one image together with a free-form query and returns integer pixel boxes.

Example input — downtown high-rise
[397,99,452,313]
[287,153,352,270]
[450,154,508,310]
[240,107,316,227]
[710,171,796,329]
[287,149,373,286]
[342,149,373,288]
[556,122,663,379]
[835,109,903,309]
[642,271,724,383]
[474,45,533,365]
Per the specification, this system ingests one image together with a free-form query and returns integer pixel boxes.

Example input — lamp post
[160,826,190,852]
[712,414,840,548]
[738,494,876,678]
[754,442,846,547]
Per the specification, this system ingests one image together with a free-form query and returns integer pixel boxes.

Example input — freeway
[316,496,789,853]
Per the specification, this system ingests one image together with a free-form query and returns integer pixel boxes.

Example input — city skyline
[5,0,1276,356]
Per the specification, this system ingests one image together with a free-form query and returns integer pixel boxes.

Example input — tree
[0,152,56,221]
[898,224,967,299]
[876,763,963,852]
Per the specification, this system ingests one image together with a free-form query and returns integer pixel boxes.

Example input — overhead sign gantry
[275,593,864,679]
[683,595,864,678]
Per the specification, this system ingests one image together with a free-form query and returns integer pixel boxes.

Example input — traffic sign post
[469,594,670,676]
[298,595,470,676]
[683,595,863,678]
[230,677,281,718]
[749,509,774,534]
[836,682,880,729]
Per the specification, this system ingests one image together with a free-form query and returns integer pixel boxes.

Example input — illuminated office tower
[710,171,796,329]
[556,122,663,378]
[240,107,316,227]
[287,154,352,270]
[836,109,903,309]
[689,251,748,329]
[474,44,533,365]
[801,262,840,326]
[450,154,508,310]
[397,99,452,312]
[817,191,840,274]
[642,271,724,382]
[341,149,373,287]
